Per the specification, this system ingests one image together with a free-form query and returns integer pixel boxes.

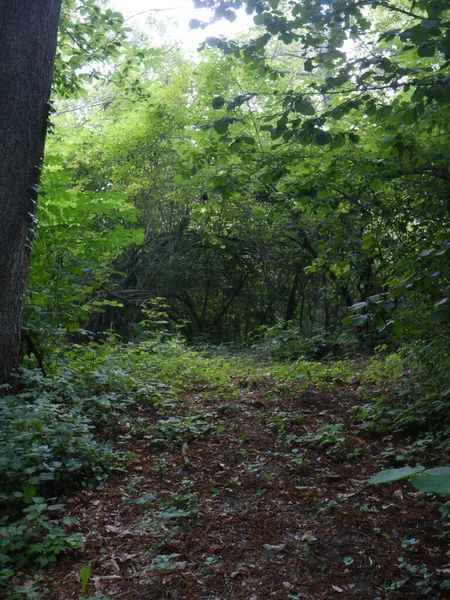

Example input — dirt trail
[38,376,447,599]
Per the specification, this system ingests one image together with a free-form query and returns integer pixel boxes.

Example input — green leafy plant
[284,449,310,473]
[271,411,305,436]
[369,466,450,495]
[300,423,347,454]
[79,565,91,598]
[0,498,83,591]
[151,414,214,449]
[149,553,186,572]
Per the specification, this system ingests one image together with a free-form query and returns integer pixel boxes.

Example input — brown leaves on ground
[32,377,449,599]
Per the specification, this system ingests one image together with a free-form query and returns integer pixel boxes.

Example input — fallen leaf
[263,543,286,551]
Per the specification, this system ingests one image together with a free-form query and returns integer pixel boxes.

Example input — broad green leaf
[222,9,236,22]
[315,131,332,146]
[370,178,383,191]
[211,176,229,187]
[417,43,436,57]
[254,33,271,50]
[419,19,439,30]
[214,119,229,134]
[362,233,374,250]
[410,468,450,495]
[212,96,226,110]
[368,466,425,484]
[377,105,392,118]
[295,99,315,116]
[430,309,449,323]
[241,135,256,145]
[23,486,37,504]
[402,109,416,125]
[350,301,369,310]
[343,314,368,326]
[253,12,270,26]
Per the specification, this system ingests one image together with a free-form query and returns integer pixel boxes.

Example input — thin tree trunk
[0,1,62,389]
[284,273,300,326]
[298,277,305,332]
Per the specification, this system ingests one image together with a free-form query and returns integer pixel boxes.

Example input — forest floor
[21,361,450,599]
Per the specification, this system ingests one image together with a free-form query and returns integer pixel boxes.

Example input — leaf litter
[17,370,450,599]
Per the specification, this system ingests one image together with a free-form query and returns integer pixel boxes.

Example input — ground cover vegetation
[1,0,450,598]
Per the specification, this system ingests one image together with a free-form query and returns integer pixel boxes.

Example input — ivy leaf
[131,493,156,504]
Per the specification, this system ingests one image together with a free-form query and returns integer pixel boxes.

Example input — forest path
[42,369,446,600]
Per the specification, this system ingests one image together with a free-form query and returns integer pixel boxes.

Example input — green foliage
[368,466,426,485]
[0,331,183,595]
[283,449,310,473]
[358,335,450,436]
[252,322,358,361]
[0,377,115,506]
[300,424,347,455]
[78,565,92,599]
[262,358,358,391]
[6,1,450,592]
[271,410,305,436]
[151,415,214,449]
[149,553,186,572]
[369,466,450,495]
[252,322,321,360]
[26,153,143,354]
[0,498,83,588]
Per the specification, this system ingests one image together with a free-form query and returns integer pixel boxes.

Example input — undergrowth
[356,335,450,451]
[2,316,449,597]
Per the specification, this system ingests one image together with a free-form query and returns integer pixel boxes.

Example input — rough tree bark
[0,1,62,389]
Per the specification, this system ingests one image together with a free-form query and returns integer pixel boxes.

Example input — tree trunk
[284,273,300,326]
[0,1,62,389]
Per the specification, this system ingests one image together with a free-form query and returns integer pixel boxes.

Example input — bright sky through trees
[110,0,252,51]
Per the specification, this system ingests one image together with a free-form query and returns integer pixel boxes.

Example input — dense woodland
[1,0,450,598]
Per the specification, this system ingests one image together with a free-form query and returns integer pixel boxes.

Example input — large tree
[0,0,130,388]
[0,1,62,388]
